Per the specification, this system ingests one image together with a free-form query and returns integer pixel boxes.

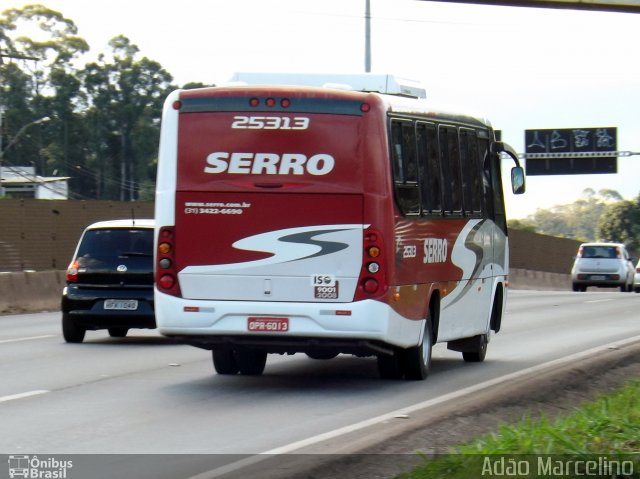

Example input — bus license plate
[104,299,139,310]
[248,317,289,332]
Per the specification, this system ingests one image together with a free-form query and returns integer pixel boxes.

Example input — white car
[571,242,635,292]
[634,258,640,293]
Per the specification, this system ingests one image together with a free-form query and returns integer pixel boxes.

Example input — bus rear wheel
[402,318,433,380]
[236,350,267,375]
[377,352,404,379]
[212,350,239,375]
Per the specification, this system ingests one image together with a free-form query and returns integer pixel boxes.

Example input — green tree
[81,35,174,200]
[597,195,640,254]
[0,6,200,200]
[0,4,89,197]
[507,219,536,233]
[521,189,619,241]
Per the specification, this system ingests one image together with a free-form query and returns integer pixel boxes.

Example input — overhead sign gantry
[524,127,618,175]
[422,1,640,14]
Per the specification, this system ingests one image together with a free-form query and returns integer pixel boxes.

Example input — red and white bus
[154,73,525,380]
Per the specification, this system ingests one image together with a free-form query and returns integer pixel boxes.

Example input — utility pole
[365,0,371,72]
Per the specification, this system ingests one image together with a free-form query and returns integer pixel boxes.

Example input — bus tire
[489,287,504,332]
[462,334,488,362]
[62,313,85,343]
[402,318,433,380]
[236,350,267,375]
[377,352,404,380]
[212,350,239,375]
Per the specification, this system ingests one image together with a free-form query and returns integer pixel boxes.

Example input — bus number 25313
[231,116,310,130]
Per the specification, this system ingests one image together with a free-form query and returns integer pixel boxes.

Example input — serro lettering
[204,152,335,175]
[423,238,448,264]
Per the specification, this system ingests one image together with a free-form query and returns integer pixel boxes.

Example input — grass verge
[398,379,640,478]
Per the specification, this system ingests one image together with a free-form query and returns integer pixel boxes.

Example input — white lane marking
[0,335,55,345]
[0,390,49,403]
[585,299,614,303]
[187,334,640,479]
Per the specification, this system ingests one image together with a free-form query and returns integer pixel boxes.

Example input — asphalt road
[1,290,638,479]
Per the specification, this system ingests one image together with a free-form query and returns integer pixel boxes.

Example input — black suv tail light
[66,259,79,283]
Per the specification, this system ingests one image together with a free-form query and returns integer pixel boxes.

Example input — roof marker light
[249,98,260,107]
[172,100,182,110]
[281,98,291,108]
[360,103,371,113]
[265,98,276,107]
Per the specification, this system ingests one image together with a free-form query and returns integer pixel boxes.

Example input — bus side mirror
[491,141,526,195]
[511,166,525,195]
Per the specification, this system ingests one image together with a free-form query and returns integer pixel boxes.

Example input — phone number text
[184,208,244,215]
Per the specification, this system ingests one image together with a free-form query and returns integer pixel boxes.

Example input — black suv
[61,219,155,343]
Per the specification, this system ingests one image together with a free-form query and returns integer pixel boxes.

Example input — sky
[2,0,639,219]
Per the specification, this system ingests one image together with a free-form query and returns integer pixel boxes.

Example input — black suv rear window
[77,228,153,269]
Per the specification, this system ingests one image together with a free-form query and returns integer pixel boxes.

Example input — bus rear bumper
[155,289,424,352]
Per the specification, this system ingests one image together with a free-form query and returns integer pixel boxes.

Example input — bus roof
[178,80,491,130]
[227,72,427,99]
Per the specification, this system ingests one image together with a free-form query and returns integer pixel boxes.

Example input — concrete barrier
[0,270,64,314]
[0,268,575,315]
[508,268,571,291]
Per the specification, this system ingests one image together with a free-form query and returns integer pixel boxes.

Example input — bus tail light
[362,278,379,294]
[66,260,79,283]
[156,226,181,297]
[355,227,387,301]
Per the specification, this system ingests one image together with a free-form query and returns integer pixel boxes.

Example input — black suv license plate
[104,299,139,310]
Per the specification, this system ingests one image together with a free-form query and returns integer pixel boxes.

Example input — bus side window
[480,138,495,220]
[469,133,483,214]
[417,122,441,215]
[390,120,420,216]
[391,121,405,181]
[459,130,472,215]
[439,126,462,215]
[459,129,482,216]
[480,136,507,233]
